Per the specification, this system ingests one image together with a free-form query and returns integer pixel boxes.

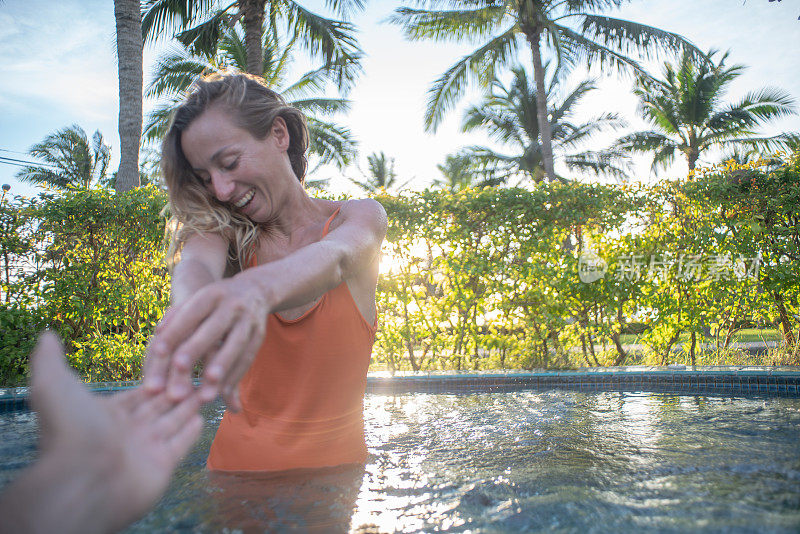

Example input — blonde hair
[162,71,310,271]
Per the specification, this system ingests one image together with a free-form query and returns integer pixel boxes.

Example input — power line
[0,148,33,156]
[0,156,107,180]
[0,156,61,170]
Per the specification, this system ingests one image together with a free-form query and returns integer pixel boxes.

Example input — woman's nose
[211,172,235,201]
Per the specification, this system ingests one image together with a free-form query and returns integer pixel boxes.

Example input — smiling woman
[145,71,387,473]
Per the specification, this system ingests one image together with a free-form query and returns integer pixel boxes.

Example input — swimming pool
[2,380,799,532]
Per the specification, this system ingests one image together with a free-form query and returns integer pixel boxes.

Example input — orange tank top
[206,208,377,472]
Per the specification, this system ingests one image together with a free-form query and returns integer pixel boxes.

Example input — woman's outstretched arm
[145,199,387,409]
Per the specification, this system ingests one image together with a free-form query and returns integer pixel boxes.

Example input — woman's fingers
[220,332,263,411]
[156,305,180,332]
[149,288,221,392]
[159,291,221,361]
[164,307,234,400]
[198,320,252,402]
[144,304,194,393]
[225,385,242,413]
[143,340,170,393]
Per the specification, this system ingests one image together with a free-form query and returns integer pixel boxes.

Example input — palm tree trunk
[240,0,267,75]
[687,150,699,171]
[527,31,557,183]
[114,0,143,193]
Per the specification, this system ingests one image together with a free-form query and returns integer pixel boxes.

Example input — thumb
[30,331,87,433]
[30,331,69,392]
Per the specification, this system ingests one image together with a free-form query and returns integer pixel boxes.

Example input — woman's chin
[244,205,268,224]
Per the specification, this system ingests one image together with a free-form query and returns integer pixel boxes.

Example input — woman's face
[180,105,294,223]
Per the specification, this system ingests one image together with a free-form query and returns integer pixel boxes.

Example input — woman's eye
[224,158,239,171]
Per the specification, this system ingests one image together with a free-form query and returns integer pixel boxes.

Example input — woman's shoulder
[334,198,387,228]
[308,197,386,233]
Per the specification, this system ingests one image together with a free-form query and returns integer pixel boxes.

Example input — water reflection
[207,465,364,532]
[1,391,799,532]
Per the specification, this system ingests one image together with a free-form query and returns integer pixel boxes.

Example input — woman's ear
[270,117,290,151]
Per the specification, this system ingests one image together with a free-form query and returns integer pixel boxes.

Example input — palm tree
[350,152,409,193]
[433,152,481,191]
[615,49,797,172]
[141,0,363,82]
[460,65,628,184]
[114,0,144,193]
[144,24,357,169]
[390,0,705,183]
[16,125,111,190]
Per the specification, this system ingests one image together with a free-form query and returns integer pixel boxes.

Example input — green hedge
[1,154,798,384]
[1,185,170,385]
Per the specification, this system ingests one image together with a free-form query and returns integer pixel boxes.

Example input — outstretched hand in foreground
[0,332,203,534]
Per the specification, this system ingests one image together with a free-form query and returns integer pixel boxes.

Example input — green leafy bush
[1,153,798,384]
[0,305,46,385]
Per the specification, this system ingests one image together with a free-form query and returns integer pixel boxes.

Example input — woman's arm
[240,198,386,315]
[148,199,387,407]
[170,231,229,306]
[144,231,228,393]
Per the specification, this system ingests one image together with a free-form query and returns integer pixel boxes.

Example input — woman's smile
[233,188,255,209]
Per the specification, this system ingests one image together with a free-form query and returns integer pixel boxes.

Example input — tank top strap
[322,206,341,238]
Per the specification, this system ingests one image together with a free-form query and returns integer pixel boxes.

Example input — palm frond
[18,124,109,189]
[143,97,184,144]
[175,9,231,56]
[714,133,800,155]
[462,104,526,146]
[281,67,330,100]
[719,87,797,126]
[283,51,363,96]
[145,48,209,99]
[304,176,330,191]
[389,5,506,42]
[290,97,351,116]
[460,145,521,184]
[557,24,649,78]
[141,0,230,42]
[283,1,362,78]
[650,143,677,174]
[557,112,626,147]
[306,116,357,169]
[424,26,518,131]
[578,14,707,63]
[614,130,677,154]
[550,78,596,123]
[563,148,630,180]
[560,0,627,11]
[15,166,72,188]
[321,0,365,20]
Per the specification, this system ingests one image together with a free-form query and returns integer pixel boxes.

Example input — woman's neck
[271,183,330,240]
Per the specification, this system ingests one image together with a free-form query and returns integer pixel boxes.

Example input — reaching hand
[144,276,268,410]
[28,332,203,533]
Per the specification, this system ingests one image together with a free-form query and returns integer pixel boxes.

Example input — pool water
[2,390,800,532]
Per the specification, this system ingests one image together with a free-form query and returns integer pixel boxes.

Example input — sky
[0,0,799,199]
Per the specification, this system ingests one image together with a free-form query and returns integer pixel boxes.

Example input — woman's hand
[144,275,269,410]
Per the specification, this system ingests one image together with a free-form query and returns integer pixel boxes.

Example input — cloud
[0,1,118,120]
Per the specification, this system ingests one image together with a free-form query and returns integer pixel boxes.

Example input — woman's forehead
[181,108,248,161]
